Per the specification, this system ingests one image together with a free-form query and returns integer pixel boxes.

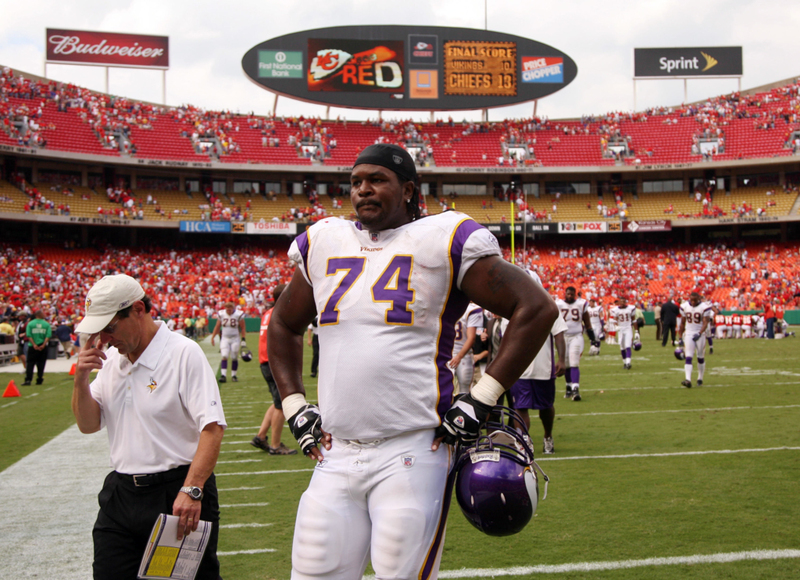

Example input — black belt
[117,464,190,487]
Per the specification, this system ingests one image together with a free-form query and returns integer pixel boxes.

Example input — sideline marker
[69,363,77,376]
[3,380,21,398]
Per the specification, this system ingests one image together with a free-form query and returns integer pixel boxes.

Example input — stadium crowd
[4,66,800,166]
[1,240,798,332]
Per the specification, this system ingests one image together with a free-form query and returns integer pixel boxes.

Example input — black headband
[353,144,417,184]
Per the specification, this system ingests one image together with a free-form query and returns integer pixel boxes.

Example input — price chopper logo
[521,57,563,83]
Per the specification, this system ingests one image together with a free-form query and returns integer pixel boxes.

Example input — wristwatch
[180,486,203,501]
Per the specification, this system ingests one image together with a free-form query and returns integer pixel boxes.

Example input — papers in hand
[138,514,212,580]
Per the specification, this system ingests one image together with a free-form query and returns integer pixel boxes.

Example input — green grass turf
[2,329,799,579]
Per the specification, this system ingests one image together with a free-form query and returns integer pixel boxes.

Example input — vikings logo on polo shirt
[146,377,157,393]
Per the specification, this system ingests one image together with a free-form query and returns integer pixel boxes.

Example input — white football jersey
[217,309,244,339]
[453,303,484,354]
[681,301,713,334]
[555,297,588,335]
[499,312,567,381]
[609,305,637,331]
[289,212,501,440]
[588,305,604,327]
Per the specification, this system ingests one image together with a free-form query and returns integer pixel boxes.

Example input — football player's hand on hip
[288,404,330,461]
[432,393,492,450]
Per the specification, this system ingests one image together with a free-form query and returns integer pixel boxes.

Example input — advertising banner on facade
[622,220,672,232]
[633,47,742,78]
[485,222,557,235]
[46,29,170,69]
[246,221,298,235]
[179,221,231,233]
[558,222,608,234]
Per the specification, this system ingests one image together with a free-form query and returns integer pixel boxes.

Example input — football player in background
[502,272,567,454]
[715,310,728,339]
[448,302,484,393]
[741,311,753,339]
[609,296,640,369]
[678,292,713,387]
[267,144,558,580]
[251,284,297,455]
[210,301,246,383]
[587,297,605,354]
[555,286,595,401]
[731,311,743,339]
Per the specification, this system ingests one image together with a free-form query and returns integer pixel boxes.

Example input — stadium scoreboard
[242,25,576,111]
[443,41,517,97]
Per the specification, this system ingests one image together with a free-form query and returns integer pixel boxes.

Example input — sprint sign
[522,57,563,83]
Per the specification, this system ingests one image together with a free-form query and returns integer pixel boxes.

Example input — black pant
[92,468,222,580]
[310,334,319,375]
[25,344,47,382]
[661,322,677,346]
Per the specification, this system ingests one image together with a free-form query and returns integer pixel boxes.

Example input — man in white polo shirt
[72,274,226,580]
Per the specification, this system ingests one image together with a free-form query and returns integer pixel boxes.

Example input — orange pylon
[3,380,21,397]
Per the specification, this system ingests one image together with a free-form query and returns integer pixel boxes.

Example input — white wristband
[281,393,309,419]
[470,373,506,407]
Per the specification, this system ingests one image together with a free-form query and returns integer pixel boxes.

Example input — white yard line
[421,549,800,578]
[558,403,800,417]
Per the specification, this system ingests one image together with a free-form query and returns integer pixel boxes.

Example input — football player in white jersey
[448,302,484,393]
[715,312,728,339]
[587,298,605,353]
[605,314,617,344]
[609,296,640,369]
[267,144,558,580]
[555,287,596,401]
[678,292,713,387]
[502,277,567,453]
[210,301,246,383]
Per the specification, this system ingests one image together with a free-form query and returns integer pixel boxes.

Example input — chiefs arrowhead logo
[310,49,352,81]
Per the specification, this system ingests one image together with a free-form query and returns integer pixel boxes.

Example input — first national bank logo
[258,50,303,78]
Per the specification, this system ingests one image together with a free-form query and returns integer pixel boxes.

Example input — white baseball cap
[75,274,145,334]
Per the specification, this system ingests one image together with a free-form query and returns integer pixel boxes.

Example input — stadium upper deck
[2,66,800,169]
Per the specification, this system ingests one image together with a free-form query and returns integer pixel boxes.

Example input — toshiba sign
[246,221,297,235]
[46,29,169,69]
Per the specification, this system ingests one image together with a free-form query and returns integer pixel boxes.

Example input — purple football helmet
[633,340,642,351]
[454,407,549,536]
[674,347,685,360]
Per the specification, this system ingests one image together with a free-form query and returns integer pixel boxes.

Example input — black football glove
[692,333,701,342]
[434,393,493,447]
[288,404,324,456]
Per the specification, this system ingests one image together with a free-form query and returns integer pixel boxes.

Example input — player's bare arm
[461,256,559,387]
[210,318,220,346]
[554,331,566,377]
[433,258,558,450]
[268,268,330,460]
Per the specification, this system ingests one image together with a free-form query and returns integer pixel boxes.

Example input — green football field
[1,328,799,579]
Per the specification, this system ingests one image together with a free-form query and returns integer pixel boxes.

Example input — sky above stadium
[1,0,797,122]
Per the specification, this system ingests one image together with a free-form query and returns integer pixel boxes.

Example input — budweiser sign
[46,29,169,69]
